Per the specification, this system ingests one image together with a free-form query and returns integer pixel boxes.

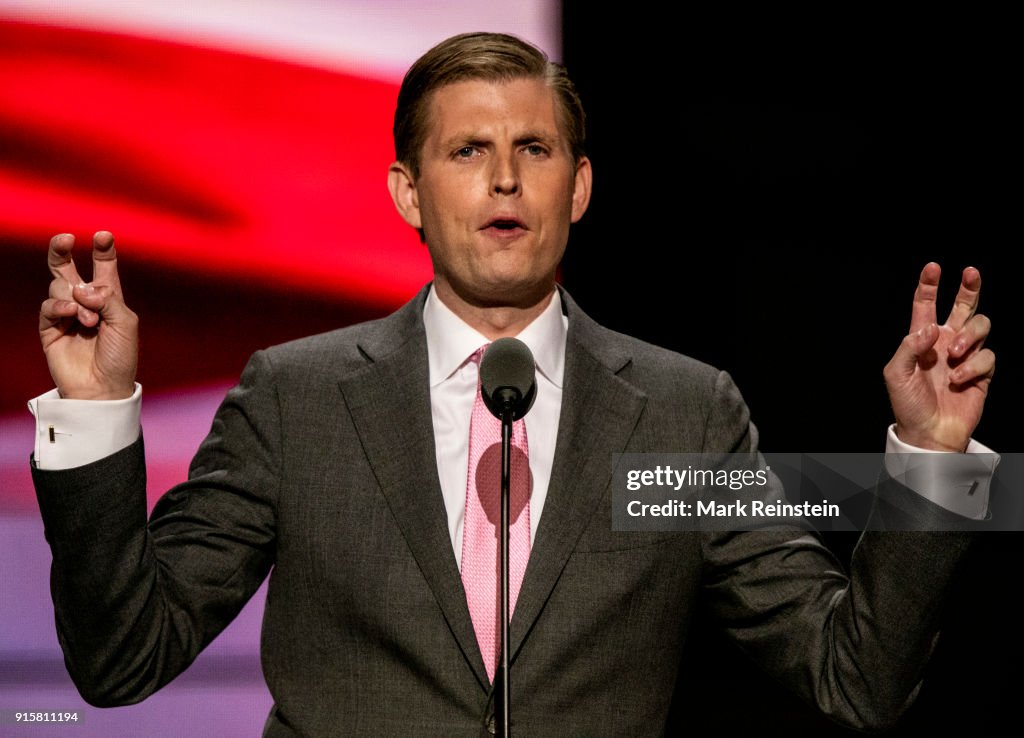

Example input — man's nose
[490,152,520,196]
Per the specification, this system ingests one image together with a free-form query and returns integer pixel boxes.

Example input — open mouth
[483,216,526,234]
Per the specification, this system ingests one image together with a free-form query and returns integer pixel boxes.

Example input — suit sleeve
[698,370,972,732]
[31,350,280,707]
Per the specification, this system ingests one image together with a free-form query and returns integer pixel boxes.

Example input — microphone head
[480,338,537,420]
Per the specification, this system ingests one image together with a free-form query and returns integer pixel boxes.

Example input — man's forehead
[423,78,563,140]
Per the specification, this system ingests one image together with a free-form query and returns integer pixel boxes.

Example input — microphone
[480,338,537,421]
[478,336,536,738]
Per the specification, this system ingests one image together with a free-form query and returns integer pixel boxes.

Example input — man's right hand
[40,232,138,400]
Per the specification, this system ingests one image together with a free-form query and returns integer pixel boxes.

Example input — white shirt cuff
[884,424,1000,520]
[28,384,142,470]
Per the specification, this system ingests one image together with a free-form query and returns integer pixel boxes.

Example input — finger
[90,230,121,289]
[76,302,100,327]
[47,278,99,325]
[47,233,85,285]
[945,266,981,331]
[909,262,941,333]
[48,275,74,301]
[71,281,126,325]
[885,322,939,381]
[949,348,995,386]
[39,297,81,332]
[949,313,991,359]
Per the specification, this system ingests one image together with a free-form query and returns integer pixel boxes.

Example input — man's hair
[393,32,586,178]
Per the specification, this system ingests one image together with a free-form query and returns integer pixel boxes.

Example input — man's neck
[432,280,555,340]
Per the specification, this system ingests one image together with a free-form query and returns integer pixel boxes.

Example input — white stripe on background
[0,0,561,80]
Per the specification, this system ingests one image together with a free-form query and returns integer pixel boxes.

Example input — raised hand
[883,263,995,451]
[39,232,138,400]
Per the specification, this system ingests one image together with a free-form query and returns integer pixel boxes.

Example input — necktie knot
[469,343,488,369]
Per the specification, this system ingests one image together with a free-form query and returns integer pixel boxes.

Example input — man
[32,33,996,736]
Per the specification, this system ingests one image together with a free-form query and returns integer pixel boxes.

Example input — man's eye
[456,146,477,158]
[525,144,547,156]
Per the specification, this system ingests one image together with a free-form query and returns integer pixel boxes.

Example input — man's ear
[388,161,422,229]
[570,156,593,223]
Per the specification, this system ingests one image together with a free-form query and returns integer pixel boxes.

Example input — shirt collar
[423,284,567,389]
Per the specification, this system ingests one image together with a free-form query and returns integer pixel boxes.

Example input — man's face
[389,77,591,309]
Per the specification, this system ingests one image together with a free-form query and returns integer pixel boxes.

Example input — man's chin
[446,276,556,311]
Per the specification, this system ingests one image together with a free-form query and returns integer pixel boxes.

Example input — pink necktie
[461,346,532,683]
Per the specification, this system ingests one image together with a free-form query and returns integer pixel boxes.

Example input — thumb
[72,281,130,324]
[887,322,939,380]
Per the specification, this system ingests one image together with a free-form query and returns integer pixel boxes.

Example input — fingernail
[77,282,96,295]
[950,368,962,382]
[953,340,967,355]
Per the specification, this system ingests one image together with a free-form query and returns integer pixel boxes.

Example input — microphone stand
[496,402,514,738]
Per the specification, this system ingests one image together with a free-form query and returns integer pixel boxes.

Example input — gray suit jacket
[33,286,971,736]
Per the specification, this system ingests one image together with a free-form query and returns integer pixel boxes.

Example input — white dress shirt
[29,384,142,470]
[423,285,566,566]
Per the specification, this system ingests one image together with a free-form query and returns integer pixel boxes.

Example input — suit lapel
[509,293,648,659]
[337,292,491,689]
[336,287,648,684]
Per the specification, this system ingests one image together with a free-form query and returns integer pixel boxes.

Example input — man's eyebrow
[514,130,560,146]
[438,130,562,150]
[439,132,487,149]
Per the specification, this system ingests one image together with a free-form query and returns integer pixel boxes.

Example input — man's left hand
[883,263,995,452]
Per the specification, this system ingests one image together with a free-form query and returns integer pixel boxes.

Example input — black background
[561,7,1019,736]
